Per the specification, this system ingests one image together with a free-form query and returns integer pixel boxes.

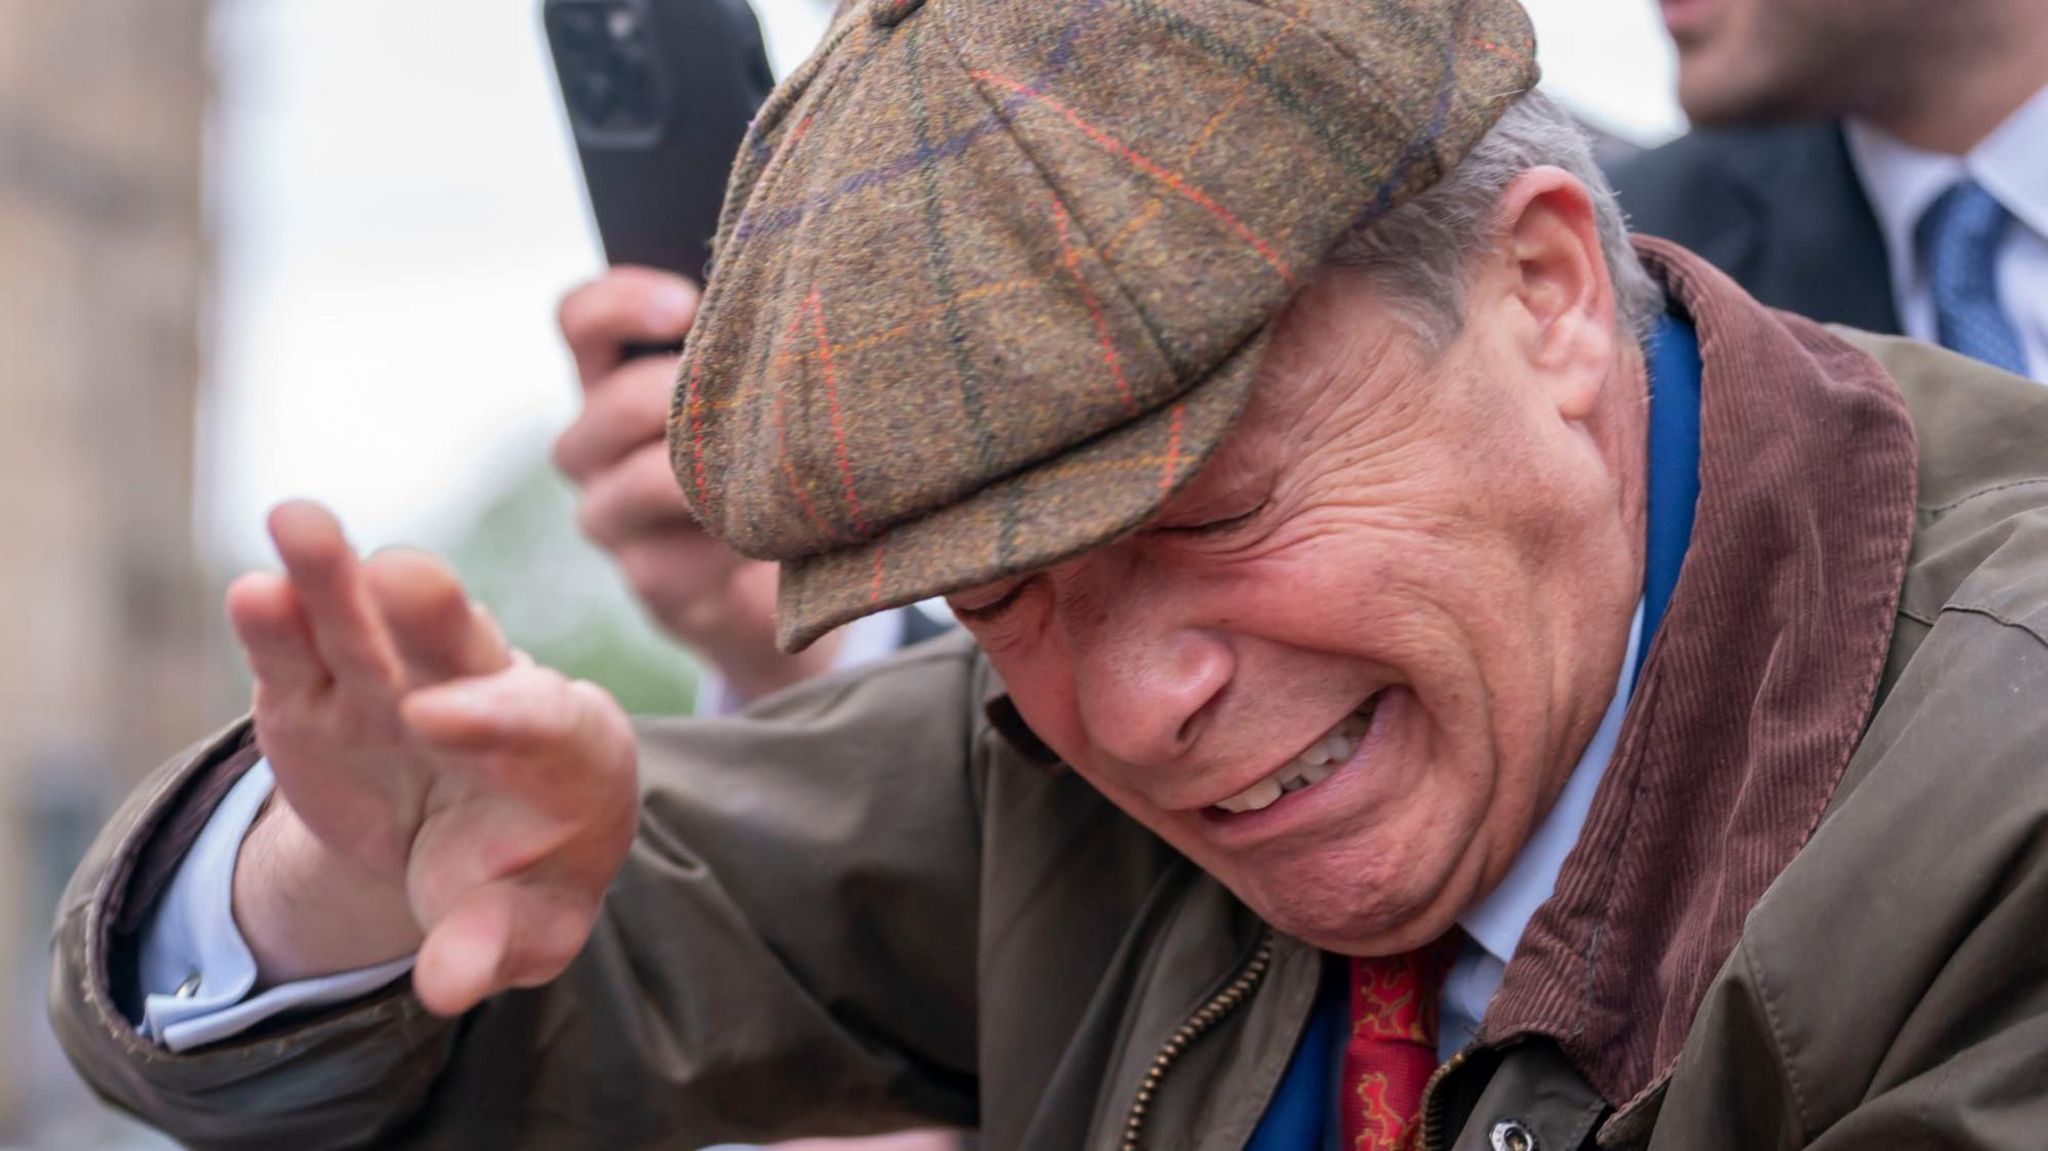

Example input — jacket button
[1490,1119,1538,1151]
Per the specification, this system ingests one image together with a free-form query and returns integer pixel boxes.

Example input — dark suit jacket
[1607,121,1902,335]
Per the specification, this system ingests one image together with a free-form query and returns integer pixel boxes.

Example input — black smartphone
[543,0,776,286]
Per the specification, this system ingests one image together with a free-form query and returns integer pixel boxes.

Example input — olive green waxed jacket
[49,246,2048,1149]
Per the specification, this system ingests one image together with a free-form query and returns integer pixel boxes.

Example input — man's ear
[1487,167,1617,421]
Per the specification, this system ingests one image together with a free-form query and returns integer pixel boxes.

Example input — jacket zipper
[1117,930,1277,1151]
[1418,1045,1474,1151]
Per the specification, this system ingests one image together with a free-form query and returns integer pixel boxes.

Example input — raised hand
[225,501,638,1015]
[553,267,844,702]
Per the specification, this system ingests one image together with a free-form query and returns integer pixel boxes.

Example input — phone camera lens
[553,7,603,51]
[571,69,619,124]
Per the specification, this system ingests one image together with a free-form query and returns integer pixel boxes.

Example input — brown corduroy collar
[1481,237,1919,1119]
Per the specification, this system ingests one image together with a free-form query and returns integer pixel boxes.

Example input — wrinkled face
[1660,0,1931,124]
[948,177,1648,955]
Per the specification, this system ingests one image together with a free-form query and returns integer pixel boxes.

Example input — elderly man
[50,1,2048,1148]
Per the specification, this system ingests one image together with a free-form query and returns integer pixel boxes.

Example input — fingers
[612,533,754,643]
[268,501,399,687]
[574,441,698,550]
[361,548,512,686]
[401,665,632,770]
[401,667,634,1019]
[225,571,329,696]
[550,354,677,483]
[558,267,700,388]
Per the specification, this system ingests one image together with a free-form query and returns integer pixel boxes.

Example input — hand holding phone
[545,3,848,698]
[551,268,849,700]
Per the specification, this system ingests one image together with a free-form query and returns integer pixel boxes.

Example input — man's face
[1661,0,1929,125]
[949,192,1646,956]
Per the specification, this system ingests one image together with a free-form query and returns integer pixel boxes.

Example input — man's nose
[1071,617,1234,768]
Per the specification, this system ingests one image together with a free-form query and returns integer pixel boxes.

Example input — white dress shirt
[1844,82,2048,383]
[134,761,417,1050]
[137,602,1642,1058]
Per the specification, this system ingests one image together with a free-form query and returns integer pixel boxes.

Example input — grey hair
[1324,89,1663,350]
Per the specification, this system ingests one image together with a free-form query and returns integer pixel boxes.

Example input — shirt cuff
[693,605,911,717]
[135,759,416,1052]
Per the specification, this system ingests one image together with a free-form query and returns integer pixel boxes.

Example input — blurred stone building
[0,0,211,1143]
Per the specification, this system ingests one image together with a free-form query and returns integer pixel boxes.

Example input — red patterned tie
[1340,942,1455,1151]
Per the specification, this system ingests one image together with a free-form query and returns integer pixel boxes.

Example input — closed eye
[1157,500,1268,536]
[950,579,1033,623]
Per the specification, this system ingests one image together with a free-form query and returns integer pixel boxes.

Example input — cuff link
[174,971,203,999]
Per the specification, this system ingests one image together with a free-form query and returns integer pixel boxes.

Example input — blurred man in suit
[1611,0,2047,382]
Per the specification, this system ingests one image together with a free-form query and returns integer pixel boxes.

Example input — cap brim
[775,326,1266,651]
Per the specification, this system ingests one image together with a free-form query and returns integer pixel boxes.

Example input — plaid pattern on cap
[673,0,1538,650]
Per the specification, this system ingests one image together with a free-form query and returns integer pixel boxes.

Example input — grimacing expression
[948,174,1648,956]
[1660,0,1934,125]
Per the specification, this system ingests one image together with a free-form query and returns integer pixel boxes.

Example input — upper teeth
[1212,705,1374,814]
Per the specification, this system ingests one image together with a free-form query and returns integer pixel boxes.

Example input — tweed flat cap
[672,0,1538,650]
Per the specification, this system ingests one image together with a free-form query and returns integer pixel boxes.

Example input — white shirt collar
[1845,82,2048,323]
[1456,600,1645,964]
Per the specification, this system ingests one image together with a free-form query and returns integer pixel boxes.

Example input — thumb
[413,883,517,1016]
[413,879,606,1015]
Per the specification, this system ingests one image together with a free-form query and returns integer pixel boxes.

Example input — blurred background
[0,0,1679,1145]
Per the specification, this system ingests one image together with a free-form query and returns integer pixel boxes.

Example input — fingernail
[652,282,697,329]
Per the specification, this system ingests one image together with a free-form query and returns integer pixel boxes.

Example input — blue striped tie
[1915,178,2028,375]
